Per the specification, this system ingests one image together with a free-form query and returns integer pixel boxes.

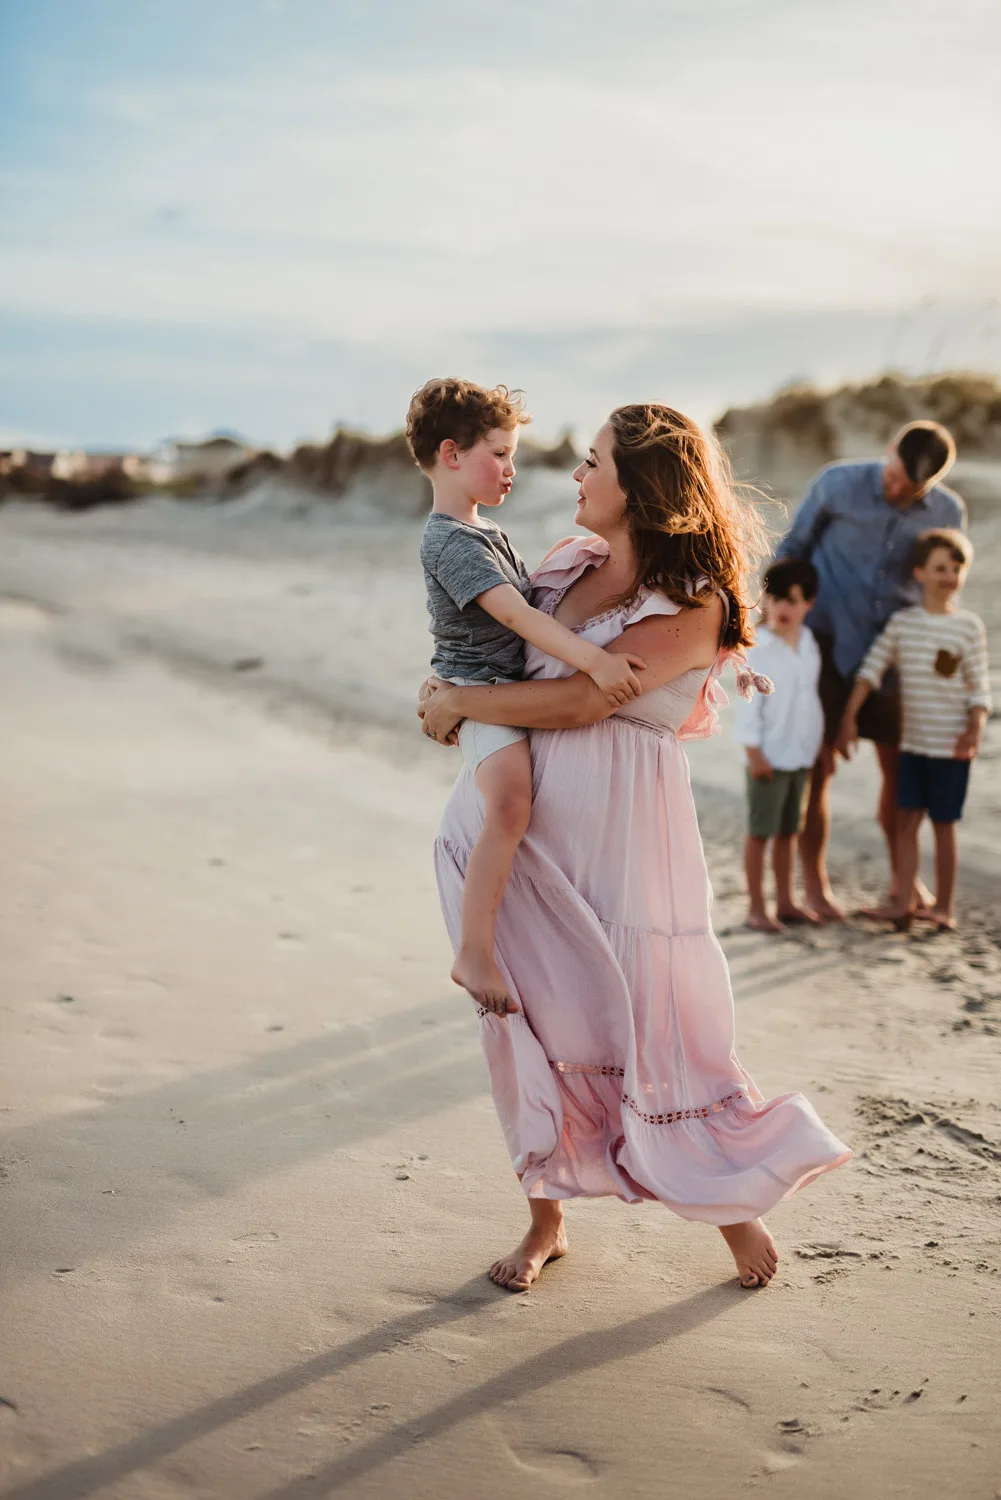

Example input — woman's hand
[418,679,462,745]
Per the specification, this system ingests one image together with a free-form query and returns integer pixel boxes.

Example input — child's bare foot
[451,949,519,1015]
[489,1213,568,1292]
[862,877,935,923]
[925,907,957,932]
[719,1220,778,1288]
[805,886,844,922]
[745,911,784,934]
[776,903,821,925]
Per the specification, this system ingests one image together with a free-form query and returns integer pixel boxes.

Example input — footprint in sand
[508,1445,601,1482]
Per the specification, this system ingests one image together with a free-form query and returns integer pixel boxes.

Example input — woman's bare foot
[451,948,519,1015]
[776,903,821,925]
[745,911,784,934]
[719,1219,778,1289]
[805,886,845,922]
[489,1204,567,1292]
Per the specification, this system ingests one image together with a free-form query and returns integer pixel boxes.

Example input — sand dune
[1,498,1000,1498]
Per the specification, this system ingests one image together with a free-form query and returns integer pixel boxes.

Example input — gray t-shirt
[420,512,532,682]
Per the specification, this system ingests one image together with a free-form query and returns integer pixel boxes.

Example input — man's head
[911,527,973,606]
[405,378,530,507]
[883,420,956,505]
[761,557,818,636]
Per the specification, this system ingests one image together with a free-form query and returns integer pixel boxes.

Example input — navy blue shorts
[897,751,970,824]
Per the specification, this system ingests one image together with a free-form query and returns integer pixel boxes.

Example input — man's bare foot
[489,1214,568,1292]
[804,887,844,923]
[776,903,821,925]
[719,1220,778,1289]
[745,911,784,934]
[451,948,520,1015]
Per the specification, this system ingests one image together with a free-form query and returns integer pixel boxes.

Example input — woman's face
[572,422,628,535]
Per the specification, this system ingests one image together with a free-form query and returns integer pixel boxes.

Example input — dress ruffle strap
[677,647,773,742]
[529,534,609,591]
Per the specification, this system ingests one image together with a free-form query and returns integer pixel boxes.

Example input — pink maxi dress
[434,536,851,1224]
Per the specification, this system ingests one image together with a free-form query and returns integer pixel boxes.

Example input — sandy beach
[2,494,1000,1499]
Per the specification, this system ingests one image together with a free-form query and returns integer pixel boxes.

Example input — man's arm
[775,470,833,561]
[837,619,897,758]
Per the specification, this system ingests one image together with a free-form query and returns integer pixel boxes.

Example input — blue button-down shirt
[776,461,966,680]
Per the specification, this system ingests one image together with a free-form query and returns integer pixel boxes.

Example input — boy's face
[764,583,811,634]
[447,426,518,507]
[914,546,965,602]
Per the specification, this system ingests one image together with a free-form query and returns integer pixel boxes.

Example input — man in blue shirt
[776,420,965,920]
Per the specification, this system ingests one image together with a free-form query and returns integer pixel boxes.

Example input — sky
[1,0,999,449]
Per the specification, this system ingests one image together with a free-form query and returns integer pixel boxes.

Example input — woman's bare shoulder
[608,595,723,683]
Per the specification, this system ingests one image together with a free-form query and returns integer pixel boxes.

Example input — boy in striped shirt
[839,529,991,930]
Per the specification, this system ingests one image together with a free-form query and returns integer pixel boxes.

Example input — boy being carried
[410,378,646,1014]
[733,559,824,932]
[839,529,990,931]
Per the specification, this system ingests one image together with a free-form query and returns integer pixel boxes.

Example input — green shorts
[746,766,811,839]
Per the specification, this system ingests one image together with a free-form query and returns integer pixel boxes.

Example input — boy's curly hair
[405,378,530,471]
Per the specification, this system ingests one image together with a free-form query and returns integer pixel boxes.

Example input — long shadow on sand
[0,995,485,1290]
[2,1278,736,1500]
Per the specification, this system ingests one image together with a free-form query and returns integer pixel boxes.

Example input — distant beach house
[152,434,256,486]
[52,450,129,481]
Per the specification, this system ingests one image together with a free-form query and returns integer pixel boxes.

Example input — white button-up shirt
[732,624,824,771]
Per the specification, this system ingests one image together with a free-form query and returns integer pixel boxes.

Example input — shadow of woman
[3,1276,738,1500]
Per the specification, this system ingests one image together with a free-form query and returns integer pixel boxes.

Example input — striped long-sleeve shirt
[857,607,991,757]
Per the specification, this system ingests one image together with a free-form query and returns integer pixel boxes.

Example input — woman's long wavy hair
[605,404,767,650]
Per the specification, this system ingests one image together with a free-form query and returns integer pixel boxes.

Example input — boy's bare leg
[489,1197,568,1291]
[929,821,959,929]
[860,744,934,918]
[889,808,925,929]
[800,747,844,921]
[774,833,819,923]
[745,835,783,932]
[451,740,532,1015]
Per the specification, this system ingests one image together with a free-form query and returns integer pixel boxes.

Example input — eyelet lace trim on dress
[621,1088,745,1125]
[543,1052,746,1123]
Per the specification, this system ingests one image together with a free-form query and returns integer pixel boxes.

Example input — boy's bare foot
[745,912,785,934]
[863,878,935,923]
[719,1220,778,1288]
[804,886,844,922]
[859,902,915,923]
[489,1216,568,1292]
[451,949,520,1015]
[776,903,821,925]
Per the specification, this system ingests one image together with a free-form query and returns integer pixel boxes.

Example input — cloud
[1,0,999,442]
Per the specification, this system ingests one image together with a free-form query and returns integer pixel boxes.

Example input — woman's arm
[420,599,723,740]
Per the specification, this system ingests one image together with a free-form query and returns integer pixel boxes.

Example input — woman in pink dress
[419,405,851,1292]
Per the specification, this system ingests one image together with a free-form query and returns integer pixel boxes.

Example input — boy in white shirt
[840,529,990,931]
[733,559,824,932]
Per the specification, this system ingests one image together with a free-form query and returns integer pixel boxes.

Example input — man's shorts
[746,766,811,839]
[897,751,971,824]
[813,631,901,748]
